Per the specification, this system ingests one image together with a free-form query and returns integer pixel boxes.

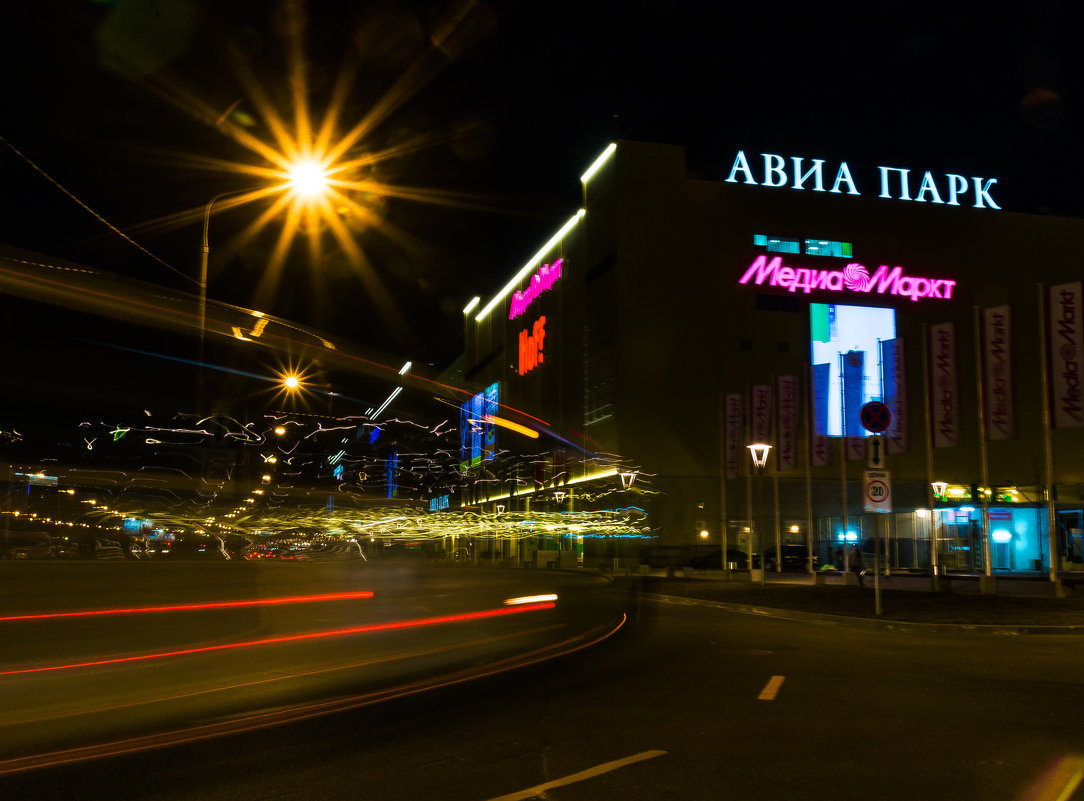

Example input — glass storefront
[809,506,1084,574]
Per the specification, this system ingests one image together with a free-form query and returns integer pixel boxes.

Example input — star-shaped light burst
[136,1,478,321]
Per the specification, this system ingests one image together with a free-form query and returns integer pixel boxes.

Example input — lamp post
[931,481,947,579]
[198,162,332,412]
[747,443,772,585]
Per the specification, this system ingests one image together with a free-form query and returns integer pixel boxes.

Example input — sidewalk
[612,569,1084,630]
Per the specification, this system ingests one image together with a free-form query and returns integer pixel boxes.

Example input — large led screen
[459,382,499,470]
[810,303,897,437]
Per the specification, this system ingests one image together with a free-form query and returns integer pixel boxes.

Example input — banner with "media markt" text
[775,375,798,472]
[1050,282,1084,428]
[751,384,772,443]
[983,305,1014,440]
[724,393,743,479]
[929,322,960,447]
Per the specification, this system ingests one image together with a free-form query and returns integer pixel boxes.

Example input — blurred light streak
[484,414,539,439]
[0,591,374,623]
[1019,756,1084,801]
[0,602,555,676]
[504,594,558,606]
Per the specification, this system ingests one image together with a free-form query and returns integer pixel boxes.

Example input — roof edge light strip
[475,209,586,322]
[580,142,617,184]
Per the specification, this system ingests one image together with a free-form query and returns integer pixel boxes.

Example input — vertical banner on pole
[810,364,830,467]
[929,322,960,447]
[776,375,798,472]
[881,338,910,454]
[751,384,772,443]
[724,393,743,479]
[983,305,1015,440]
[1050,282,1084,428]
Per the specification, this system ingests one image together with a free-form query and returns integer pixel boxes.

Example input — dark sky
[2,0,1082,378]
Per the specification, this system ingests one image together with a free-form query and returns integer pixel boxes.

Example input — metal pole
[771,374,781,572]
[840,434,849,574]
[839,354,850,574]
[719,392,731,580]
[922,323,939,577]
[745,386,753,579]
[1037,284,1058,582]
[758,469,766,586]
[974,305,993,578]
[804,365,815,581]
[874,514,882,615]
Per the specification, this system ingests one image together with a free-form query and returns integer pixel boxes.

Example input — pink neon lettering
[738,255,781,285]
[509,259,563,320]
[738,258,954,302]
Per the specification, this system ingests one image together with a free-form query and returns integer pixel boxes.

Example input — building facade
[461,139,1084,578]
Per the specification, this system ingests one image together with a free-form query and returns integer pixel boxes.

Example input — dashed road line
[483,750,668,801]
[758,675,786,700]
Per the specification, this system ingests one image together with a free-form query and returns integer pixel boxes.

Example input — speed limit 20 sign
[863,470,892,513]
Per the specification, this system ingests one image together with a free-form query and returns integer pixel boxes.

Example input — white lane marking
[484,750,667,801]
[758,675,786,700]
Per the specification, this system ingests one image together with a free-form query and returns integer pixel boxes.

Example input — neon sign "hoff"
[739,256,956,302]
[518,316,546,375]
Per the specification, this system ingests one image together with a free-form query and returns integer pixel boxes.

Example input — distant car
[762,544,818,571]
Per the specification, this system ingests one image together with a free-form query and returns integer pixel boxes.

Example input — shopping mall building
[457,139,1084,581]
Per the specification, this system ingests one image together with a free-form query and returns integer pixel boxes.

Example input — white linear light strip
[372,361,411,419]
[580,142,617,184]
[463,296,480,315]
[475,209,585,322]
[372,387,402,419]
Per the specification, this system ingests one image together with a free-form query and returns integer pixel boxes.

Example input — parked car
[762,544,818,571]
[689,548,760,570]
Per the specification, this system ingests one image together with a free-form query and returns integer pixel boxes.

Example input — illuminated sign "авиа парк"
[725,151,1000,210]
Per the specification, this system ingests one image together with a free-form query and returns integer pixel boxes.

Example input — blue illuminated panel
[810,303,896,436]
[459,382,499,470]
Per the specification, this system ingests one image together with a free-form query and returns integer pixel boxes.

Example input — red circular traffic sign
[865,479,890,503]
[859,401,892,433]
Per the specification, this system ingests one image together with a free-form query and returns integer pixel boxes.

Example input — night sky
[2,1,1082,400]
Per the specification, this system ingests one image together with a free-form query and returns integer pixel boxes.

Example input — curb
[639,592,1084,636]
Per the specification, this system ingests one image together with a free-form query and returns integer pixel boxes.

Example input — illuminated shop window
[752,234,800,254]
[804,239,853,258]
[753,235,853,258]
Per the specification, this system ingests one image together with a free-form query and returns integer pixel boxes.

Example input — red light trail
[0,602,555,676]
[0,591,375,623]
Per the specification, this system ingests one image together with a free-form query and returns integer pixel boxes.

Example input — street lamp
[930,481,947,577]
[747,443,772,585]
[197,160,332,410]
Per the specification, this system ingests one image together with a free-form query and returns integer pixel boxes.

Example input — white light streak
[475,210,585,322]
[503,594,558,606]
[580,142,616,184]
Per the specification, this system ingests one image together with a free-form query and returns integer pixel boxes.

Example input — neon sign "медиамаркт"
[509,259,562,320]
[739,255,956,302]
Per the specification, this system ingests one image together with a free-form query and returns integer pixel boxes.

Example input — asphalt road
[4,574,1084,801]
[0,563,623,775]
